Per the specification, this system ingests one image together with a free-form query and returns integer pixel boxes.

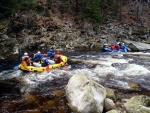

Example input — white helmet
[37,51,41,54]
[24,52,28,56]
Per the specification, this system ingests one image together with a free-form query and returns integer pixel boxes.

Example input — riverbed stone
[124,95,150,113]
[106,88,116,101]
[106,109,121,113]
[104,98,116,111]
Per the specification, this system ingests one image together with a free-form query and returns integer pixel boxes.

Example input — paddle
[63,64,71,71]
[46,66,50,71]
[13,65,19,70]
[63,65,69,70]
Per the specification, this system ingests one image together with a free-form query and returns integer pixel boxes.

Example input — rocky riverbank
[0,15,150,61]
[0,0,150,60]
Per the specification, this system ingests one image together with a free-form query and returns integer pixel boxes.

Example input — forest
[1,0,150,27]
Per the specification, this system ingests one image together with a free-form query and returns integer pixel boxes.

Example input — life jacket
[115,44,120,50]
[54,54,63,63]
[111,44,115,50]
[21,56,30,66]
[22,56,30,62]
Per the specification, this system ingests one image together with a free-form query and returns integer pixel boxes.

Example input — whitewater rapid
[0,51,150,94]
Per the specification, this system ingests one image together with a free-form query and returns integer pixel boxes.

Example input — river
[0,50,150,113]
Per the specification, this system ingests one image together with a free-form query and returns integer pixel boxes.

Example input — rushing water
[0,50,150,113]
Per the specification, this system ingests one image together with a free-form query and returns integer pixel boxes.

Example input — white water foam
[0,70,22,79]
[94,65,117,76]
[89,57,150,77]
[119,64,150,76]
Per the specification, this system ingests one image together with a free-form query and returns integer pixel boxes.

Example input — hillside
[0,0,150,59]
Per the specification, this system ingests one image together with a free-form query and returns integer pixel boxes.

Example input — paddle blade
[64,65,68,70]
[46,66,50,71]
[63,65,71,71]
[13,65,18,70]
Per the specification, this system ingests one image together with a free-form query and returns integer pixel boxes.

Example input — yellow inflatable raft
[18,55,67,72]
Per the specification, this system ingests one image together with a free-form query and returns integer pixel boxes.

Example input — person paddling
[54,51,63,63]
[33,51,47,63]
[20,52,31,70]
[115,42,120,50]
[110,43,115,50]
[41,57,55,67]
[47,48,55,59]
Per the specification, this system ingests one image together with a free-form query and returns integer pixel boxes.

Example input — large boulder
[124,40,150,51]
[124,95,150,113]
[65,70,106,113]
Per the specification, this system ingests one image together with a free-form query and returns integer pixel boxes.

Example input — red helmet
[56,51,60,55]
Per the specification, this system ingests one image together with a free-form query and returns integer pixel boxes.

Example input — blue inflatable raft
[102,44,128,52]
